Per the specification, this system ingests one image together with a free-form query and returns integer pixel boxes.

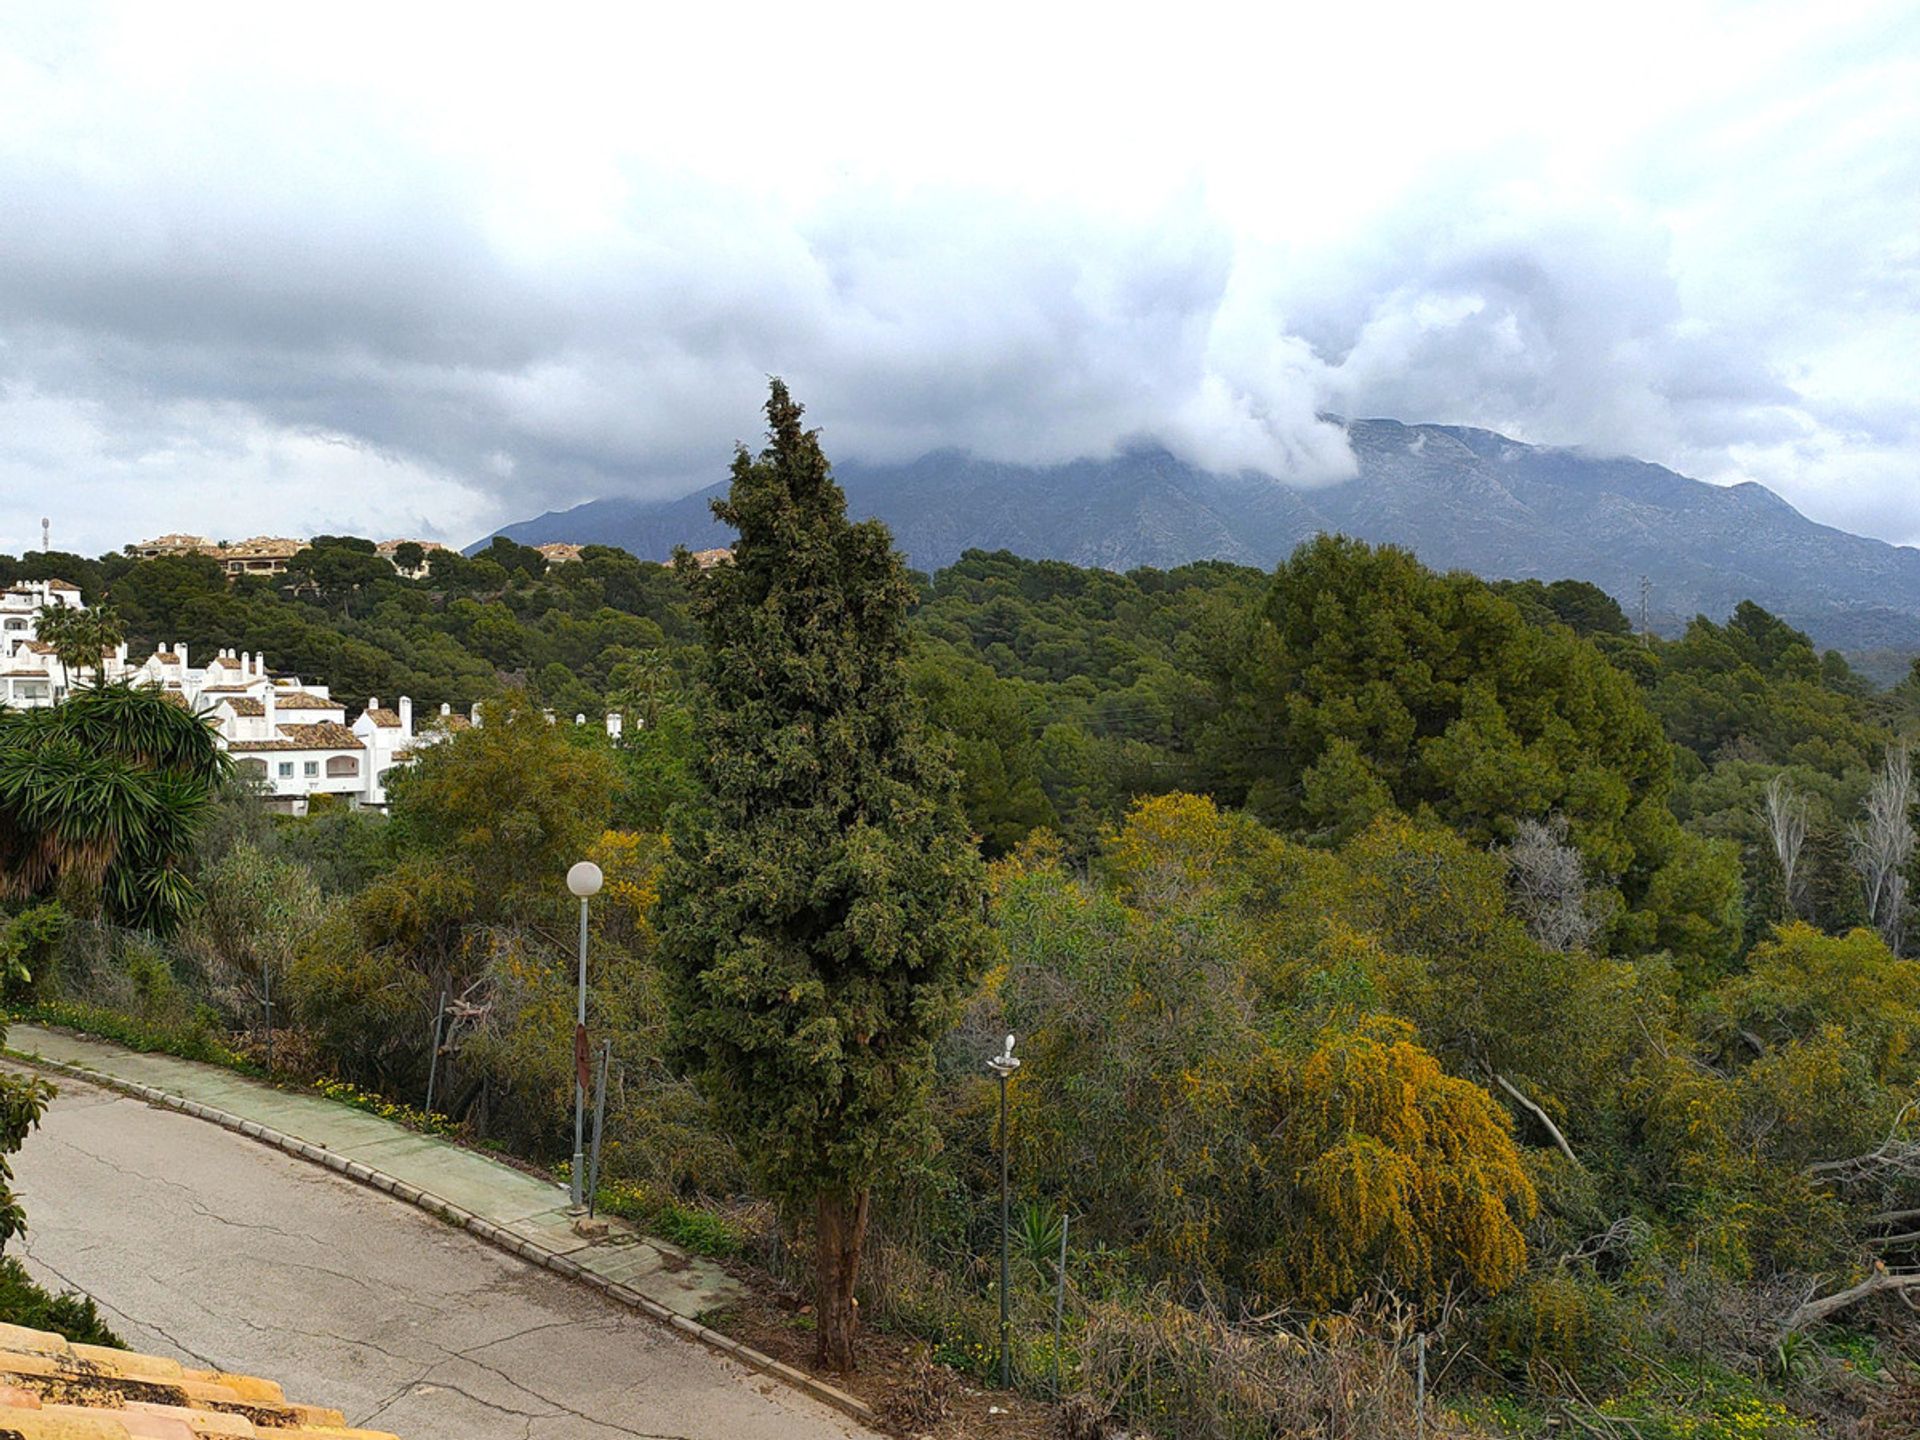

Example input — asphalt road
[7,1069,873,1440]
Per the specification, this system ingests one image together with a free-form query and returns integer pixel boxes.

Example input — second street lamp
[986,1033,1020,1388]
[565,859,603,1210]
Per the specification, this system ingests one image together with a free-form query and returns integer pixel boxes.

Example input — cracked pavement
[9,1070,875,1440]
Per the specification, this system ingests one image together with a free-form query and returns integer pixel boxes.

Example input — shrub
[0,1257,121,1347]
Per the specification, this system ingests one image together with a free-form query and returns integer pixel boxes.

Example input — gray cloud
[1,4,1917,556]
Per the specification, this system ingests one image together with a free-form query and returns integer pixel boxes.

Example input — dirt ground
[720,1283,1063,1439]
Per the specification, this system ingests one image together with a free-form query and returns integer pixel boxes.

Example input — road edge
[5,1047,880,1430]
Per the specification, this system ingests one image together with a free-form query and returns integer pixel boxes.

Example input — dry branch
[1783,1263,1920,1331]
[1491,1071,1581,1168]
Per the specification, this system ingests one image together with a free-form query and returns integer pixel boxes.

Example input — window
[326,755,359,777]
[236,757,267,779]
[277,761,294,779]
[303,760,319,778]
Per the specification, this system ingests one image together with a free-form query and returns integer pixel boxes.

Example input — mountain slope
[485,419,1920,651]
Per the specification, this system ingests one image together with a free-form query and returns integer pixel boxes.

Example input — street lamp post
[566,860,603,1211]
[986,1033,1020,1388]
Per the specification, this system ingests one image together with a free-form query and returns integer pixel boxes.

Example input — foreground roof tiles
[0,1320,398,1438]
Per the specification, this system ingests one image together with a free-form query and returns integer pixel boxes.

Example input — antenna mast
[40,517,49,553]
[1639,574,1652,645]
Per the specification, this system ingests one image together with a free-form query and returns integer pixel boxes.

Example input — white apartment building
[2,581,456,815]
[1,578,127,706]
[5,582,628,814]
[182,651,461,815]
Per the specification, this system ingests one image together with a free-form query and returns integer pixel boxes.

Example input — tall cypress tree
[658,380,985,1370]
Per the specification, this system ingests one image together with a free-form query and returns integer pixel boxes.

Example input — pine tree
[658,381,986,1370]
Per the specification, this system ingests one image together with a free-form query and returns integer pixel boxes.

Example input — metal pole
[425,988,447,1114]
[262,961,273,1077]
[571,895,588,1209]
[998,1068,1011,1388]
[587,1041,610,1218]
[1052,1211,1069,1397]
[1416,1332,1427,1440]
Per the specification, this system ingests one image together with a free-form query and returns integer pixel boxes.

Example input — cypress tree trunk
[815,1188,870,1372]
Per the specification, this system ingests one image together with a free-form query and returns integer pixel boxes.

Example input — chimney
[469,702,481,726]
[177,641,187,670]
[254,651,265,677]
[399,695,412,733]
[368,695,380,715]
[606,712,624,741]
[440,702,451,716]
[575,713,586,726]
[263,685,278,736]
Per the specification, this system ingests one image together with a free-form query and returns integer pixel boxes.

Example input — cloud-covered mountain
[486,419,1920,652]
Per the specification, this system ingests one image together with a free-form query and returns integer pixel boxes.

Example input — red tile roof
[0,1319,400,1437]
[228,721,362,752]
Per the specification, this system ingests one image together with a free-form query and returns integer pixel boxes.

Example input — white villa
[4,580,627,815]
[1,583,460,814]
[2,578,106,706]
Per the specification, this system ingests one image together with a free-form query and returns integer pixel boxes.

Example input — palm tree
[633,648,670,731]
[30,602,124,693]
[29,604,80,693]
[0,683,229,932]
[71,603,126,686]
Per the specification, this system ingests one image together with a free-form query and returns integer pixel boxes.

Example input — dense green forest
[5,514,1920,1438]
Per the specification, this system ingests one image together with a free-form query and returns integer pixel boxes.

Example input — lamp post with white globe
[566,859,603,1210]
[986,1033,1020,1387]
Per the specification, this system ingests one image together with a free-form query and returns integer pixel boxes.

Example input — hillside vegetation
[5,502,1920,1437]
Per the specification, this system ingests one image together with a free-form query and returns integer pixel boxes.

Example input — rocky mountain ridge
[486,419,1920,653]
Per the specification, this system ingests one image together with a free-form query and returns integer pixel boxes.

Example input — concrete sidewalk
[5,1023,740,1321]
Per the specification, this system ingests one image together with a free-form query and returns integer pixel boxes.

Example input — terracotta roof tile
[218,697,265,716]
[270,691,340,711]
[220,537,305,559]
[228,722,363,752]
[0,1320,399,1437]
[362,707,401,728]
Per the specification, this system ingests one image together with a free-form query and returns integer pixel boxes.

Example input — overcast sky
[1,1,1916,557]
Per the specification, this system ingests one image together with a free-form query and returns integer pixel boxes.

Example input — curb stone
[4,1047,879,1428]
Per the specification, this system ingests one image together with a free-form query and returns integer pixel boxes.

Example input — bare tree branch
[1491,1070,1581,1168]
[1850,746,1913,956]
[1783,1263,1920,1332]
[1502,816,1600,952]
[1807,1100,1920,1182]
[1761,774,1808,921]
